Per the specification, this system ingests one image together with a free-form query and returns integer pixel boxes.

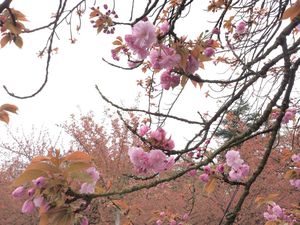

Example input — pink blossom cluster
[160,70,180,90]
[283,107,297,124]
[149,44,181,90]
[128,147,175,173]
[123,20,219,91]
[198,164,224,183]
[125,20,157,59]
[156,211,189,225]
[271,107,297,124]
[149,45,181,70]
[139,126,175,151]
[290,153,300,189]
[225,150,249,181]
[11,176,49,214]
[79,167,100,194]
[263,203,296,224]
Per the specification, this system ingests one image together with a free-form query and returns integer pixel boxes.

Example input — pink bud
[32,176,46,188]
[212,27,220,34]
[28,188,35,197]
[80,216,89,225]
[21,200,35,214]
[199,173,210,183]
[203,165,211,174]
[204,47,215,57]
[217,164,225,173]
[12,186,25,198]
[182,213,189,221]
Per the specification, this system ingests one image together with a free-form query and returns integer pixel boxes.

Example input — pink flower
[164,156,175,170]
[125,21,157,59]
[290,179,300,189]
[282,108,296,124]
[32,176,46,188]
[236,21,247,34]
[139,125,150,136]
[150,127,166,142]
[149,46,181,70]
[204,47,215,57]
[148,150,167,172]
[12,186,25,198]
[217,164,224,173]
[21,200,35,214]
[160,21,170,34]
[263,212,277,221]
[228,164,249,181]
[81,216,89,225]
[292,153,300,162]
[226,150,244,170]
[80,182,95,194]
[272,205,284,218]
[185,55,199,74]
[199,173,209,183]
[160,70,180,90]
[128,147,150,173]
[86,167,100,183]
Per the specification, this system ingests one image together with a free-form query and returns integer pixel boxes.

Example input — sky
[0,0,219,153]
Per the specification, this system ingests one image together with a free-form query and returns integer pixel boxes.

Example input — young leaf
[282,0,300,20]
[14,36,23,48]
[0,35,10,48]
[62,151,91,162]
[204,178,217,194]
[0,111,9,124]
[12,169,47,186]
[0,104,18,113]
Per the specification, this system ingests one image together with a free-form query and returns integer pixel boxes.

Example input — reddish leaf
[0,35,10,48]
[0,104,18,113]
[63,151,91,162]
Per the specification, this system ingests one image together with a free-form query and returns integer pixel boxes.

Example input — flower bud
[12,186,25,198]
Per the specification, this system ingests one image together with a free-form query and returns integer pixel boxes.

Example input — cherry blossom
[139,125,150,136]
[225,150,244,170]
[125,20,157,59]
[80,182,95,194]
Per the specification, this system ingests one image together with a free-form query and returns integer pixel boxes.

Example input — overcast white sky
[0,0,219,151]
